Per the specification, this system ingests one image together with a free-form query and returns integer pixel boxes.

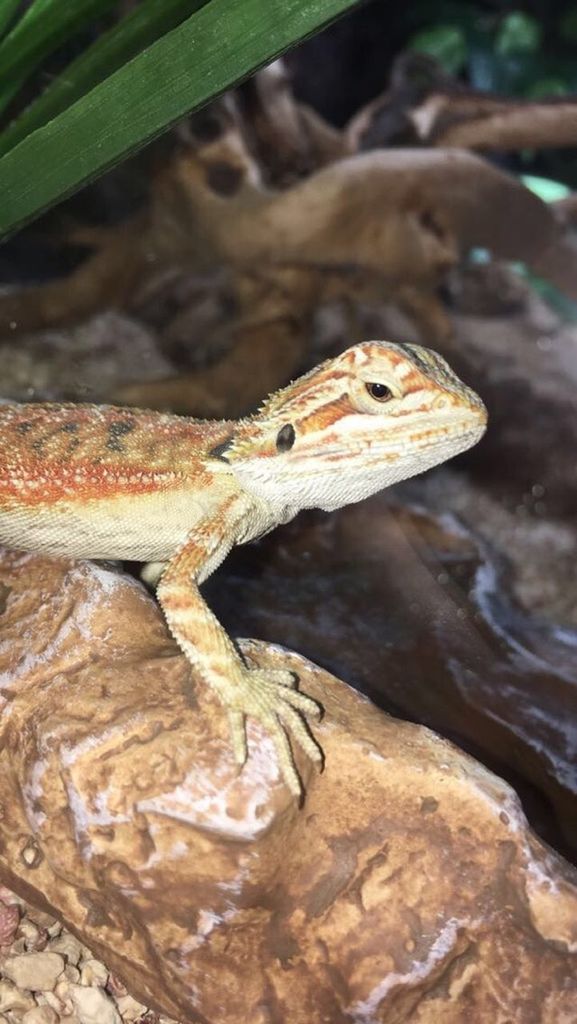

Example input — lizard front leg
[156,506,322,798]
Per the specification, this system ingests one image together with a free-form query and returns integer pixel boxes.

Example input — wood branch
[348,52,577,152]
[235,60,346,186]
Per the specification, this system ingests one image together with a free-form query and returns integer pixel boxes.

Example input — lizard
[0,340,487,797]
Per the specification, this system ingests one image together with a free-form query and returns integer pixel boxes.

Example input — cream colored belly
[0,487,213,561]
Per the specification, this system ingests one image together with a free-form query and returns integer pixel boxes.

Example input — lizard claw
[221,667,324,798]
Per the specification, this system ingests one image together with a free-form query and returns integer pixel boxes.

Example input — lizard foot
[220,667,323,799]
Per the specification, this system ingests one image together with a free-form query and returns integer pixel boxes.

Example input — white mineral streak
[137,728,280,841]
[349,917,462,1022]
[58,722,144,857]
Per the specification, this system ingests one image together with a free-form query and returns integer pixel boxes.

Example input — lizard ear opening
[209,434,235,462]
[276,423,296,452]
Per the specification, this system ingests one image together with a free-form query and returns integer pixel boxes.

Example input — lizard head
[226,340,487,512]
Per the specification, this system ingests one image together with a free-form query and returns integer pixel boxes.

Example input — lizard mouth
[291,418,487,468]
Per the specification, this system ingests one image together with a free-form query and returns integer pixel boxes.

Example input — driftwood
[2,63,577,416]
[348,52,577,152]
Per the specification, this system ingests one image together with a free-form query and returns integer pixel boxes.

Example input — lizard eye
[365,382,393,402]
[276,423,296,452]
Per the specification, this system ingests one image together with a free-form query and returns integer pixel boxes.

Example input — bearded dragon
[0,341,486,797]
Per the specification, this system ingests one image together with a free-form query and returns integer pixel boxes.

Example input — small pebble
[3,951,65,992]
[37,991,64,1015]
[106,974,127,999]
[70,984,121,1024]
[54,978,74,1015]
[48,934,83,966]
[22,1007,60,1024]
[27,911,57,931]
[0,980,35,1014]
[80,959,108,988]
[116,995,147,1021]
[19,919,45,951]
[0,886,180,1024]
[0,902,20,946]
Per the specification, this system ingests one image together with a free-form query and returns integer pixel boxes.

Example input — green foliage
[0,0,209,157]
[495,12,541,56]
[407,2,577,98]
[0,0,21,41]
[408,25,467,75]
[0,0,359,239]
[0,0,119,116]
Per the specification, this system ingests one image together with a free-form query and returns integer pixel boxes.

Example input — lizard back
[0,403,235,561]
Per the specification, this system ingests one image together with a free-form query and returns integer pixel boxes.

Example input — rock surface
[208,498,577,860]
[0,550,577,1022]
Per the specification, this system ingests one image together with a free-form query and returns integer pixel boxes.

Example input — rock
[48,934,83,966]
[115,995,148,1021]
[0,901,19,945]
[0,981,35,1014]
[19,918,46,951]
[0,550,576,1022]
[69,986,121,1024]
[79,960,108,988]
[2,952,65,992]
[53,979,74,1015]
[0,313,172,404]
[22,1007,59,1024]
[208,498,577,859]
[26,911,57,932]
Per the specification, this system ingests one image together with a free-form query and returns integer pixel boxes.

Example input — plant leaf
[0,0,210,157]
[0,0,21,42]
[0,0,358,240]
[0,0,119,116]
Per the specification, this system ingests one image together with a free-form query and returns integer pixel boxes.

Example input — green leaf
[495,12,541,56]
[0,0,119,117]
[0,0,21,42]
[0,0,359,240]
[408,25,467,75]
[0,0,209,157]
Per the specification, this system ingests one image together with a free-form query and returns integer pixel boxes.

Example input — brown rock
[208,497,577,858]
[0,550,576,1022]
